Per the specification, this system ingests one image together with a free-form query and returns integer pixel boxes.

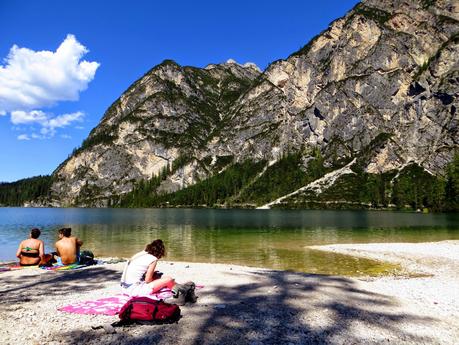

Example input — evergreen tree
[445,153,459,211]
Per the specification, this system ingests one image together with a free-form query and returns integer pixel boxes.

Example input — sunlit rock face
[51,0,458,206]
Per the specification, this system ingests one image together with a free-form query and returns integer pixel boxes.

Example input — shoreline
[4,204,409,210]
[309,240,459,276]
[1,240,458,344]
[2,205,457,214]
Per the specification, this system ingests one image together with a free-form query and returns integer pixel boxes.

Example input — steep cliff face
[51,0,459,207]
[52,60,261,205]
[223,0,458,170]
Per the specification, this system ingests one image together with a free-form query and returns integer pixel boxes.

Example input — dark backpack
[79,250,96,265]
[117,297,181,325]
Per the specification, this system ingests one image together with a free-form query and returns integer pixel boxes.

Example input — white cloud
[48,111,84,129]
[60,134,72,139]
[0,34,99,113]
[17,134,31,140]
[11,110,48,125]
[10,110,84,138]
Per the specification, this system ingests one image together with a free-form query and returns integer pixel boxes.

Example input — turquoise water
[1,208,458,275]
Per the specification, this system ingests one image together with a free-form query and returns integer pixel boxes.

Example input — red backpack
[118,297,181,324]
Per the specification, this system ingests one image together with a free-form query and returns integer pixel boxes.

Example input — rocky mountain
[50,0,459,208]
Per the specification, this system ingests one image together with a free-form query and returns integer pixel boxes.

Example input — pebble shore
[0,240,458,345]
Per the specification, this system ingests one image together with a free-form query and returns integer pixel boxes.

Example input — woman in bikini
[16,228,45,266]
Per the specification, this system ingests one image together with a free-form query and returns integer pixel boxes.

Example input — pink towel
[58,289,173,315]
[58,284,204,315]
[58,294,131,315]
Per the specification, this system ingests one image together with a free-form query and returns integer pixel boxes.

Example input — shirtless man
[55,228,83,265]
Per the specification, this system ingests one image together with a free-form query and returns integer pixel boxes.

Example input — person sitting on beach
[121,239,195,304]
[16,228,50,266]
[55,227,83,265]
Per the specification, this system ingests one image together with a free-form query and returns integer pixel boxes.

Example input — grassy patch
[420,0,436,9]
[354,4,392,26]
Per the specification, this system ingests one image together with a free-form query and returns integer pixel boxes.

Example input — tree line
[0,153,457,212]
[0,175,53,206]
[291,153,459,212]
[114,152,459,212]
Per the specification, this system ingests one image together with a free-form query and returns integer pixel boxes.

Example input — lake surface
[1,208,458,276]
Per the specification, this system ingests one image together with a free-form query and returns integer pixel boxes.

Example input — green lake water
[1,208,458,276]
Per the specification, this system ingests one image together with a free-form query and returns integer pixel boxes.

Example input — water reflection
[1,208,458,275]
[70,223,397,275]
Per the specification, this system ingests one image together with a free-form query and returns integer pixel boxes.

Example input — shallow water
[1,208,458,275]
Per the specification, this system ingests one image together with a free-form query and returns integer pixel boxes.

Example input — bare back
[55,236,82,265]
[17,238,43,265]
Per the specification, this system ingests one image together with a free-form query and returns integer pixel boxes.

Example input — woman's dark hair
[30,228,41,239]
[145,239,165,259]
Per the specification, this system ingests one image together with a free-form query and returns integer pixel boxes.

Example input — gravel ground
[1,241,458,345]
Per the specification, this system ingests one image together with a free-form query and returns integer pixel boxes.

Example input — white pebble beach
[1,240,458,345]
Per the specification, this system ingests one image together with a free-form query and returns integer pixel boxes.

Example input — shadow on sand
[0,267,436,344]
[0,266,120,305]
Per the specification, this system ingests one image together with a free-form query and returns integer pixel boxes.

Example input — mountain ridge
[10,0,458,210]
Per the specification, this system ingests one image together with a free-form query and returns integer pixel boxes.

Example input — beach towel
[0,262,93,272]
[58,285,204,315]
[58,290,174,315]
[41,263,88,271]
[0,262,41,271]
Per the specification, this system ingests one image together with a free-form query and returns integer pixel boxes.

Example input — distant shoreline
[2,204,455,213]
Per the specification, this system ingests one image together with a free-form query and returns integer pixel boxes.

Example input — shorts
[56,256,78,266]
[121,282,153,297]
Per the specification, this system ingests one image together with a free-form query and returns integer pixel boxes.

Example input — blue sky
[0,0,359,182]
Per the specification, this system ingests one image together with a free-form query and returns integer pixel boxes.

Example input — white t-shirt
[122,251,157,285]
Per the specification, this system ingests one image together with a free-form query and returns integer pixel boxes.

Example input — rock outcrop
[51,0,459,207]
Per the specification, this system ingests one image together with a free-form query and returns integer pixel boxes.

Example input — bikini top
[22,246,38,252]
[21,244,40,257]
[21,246,40,258]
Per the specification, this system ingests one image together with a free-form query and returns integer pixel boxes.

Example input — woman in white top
[121,239,176,297]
